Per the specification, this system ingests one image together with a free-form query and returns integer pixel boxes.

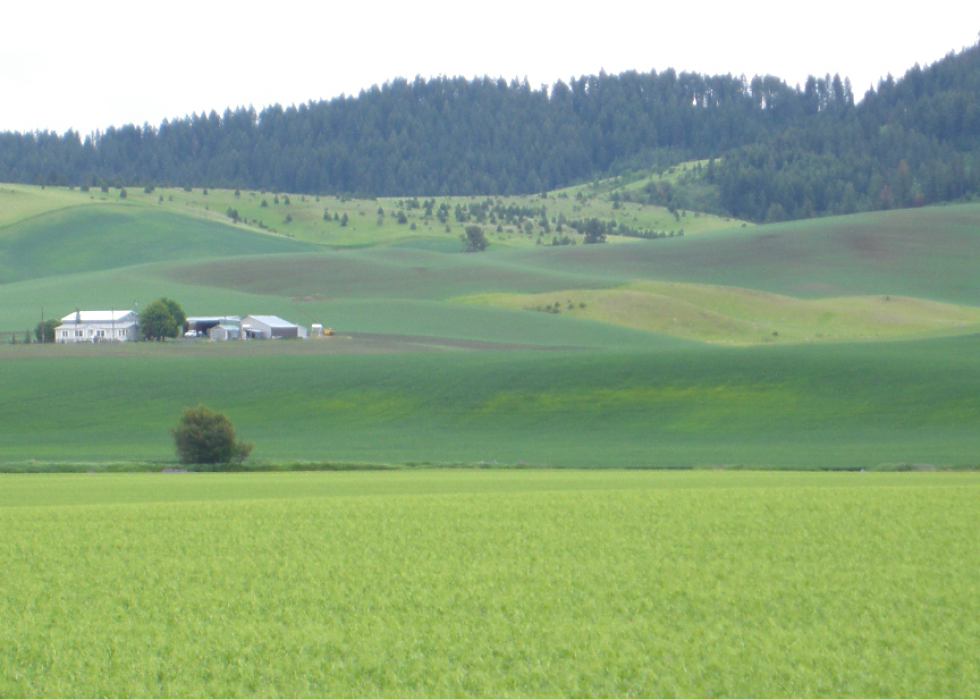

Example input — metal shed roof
[244,315,298,328]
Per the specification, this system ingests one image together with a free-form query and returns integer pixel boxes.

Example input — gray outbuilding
[209,323,241,341]
[241,315,308,339]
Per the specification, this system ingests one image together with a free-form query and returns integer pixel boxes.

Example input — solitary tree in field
[461,225,488,252]
[172,405,253,467]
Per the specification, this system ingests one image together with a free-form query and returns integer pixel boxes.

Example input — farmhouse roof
[245,315,297,328]
[187,316,241,323]
[60,310,136,323]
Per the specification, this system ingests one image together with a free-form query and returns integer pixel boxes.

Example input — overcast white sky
[1,0,977,135]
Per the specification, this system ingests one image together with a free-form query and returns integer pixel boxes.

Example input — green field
[460,282,980,344]
[3,181,980,696]
[2,184,980,469]
[2,334,979,468]
[2,471,978,697]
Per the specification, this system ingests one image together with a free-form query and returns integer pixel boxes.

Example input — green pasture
[10,200,978,330]
[460,281,980,344]
[0,184,106,227]
[6,184,978,341]
[2,334,979,468]
[0,183,747,257]
[519,204,980,305]
[1,471,977,697]
[0,205,313,284]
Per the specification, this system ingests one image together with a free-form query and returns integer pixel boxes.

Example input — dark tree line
[2,41,979,222]
[711,43,980,220]
[0,69,822,196]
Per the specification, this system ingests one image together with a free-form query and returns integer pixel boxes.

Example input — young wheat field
[1,471,977,698]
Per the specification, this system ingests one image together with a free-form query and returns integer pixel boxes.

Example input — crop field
[2,333,979,468]
[460,281,980,344]
[1,470,978,697]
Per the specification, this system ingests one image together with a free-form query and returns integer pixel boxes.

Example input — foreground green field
[1,471,977,697]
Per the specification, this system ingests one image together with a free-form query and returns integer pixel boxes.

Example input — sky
[2,0,978,136]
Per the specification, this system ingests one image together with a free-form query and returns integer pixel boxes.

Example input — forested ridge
[2,41,979,221]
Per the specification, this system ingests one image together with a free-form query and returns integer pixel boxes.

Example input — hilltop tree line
[710,43,980,221]
[1,41,979,222]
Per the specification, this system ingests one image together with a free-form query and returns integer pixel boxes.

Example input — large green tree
[139,298,185,340]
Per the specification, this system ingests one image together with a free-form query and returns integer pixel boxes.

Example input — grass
[2,184,980,472]
[516,204,980,305]
[2,334,979,468]
[459,281,980,344]
[0,183,748,256]
[0,205,314,284]
[1,471,978,697]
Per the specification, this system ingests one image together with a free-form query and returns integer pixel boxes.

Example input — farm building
[185,316,241,337]
[209,323,241,341]
[55,310,139,343]
[241,315,308,339]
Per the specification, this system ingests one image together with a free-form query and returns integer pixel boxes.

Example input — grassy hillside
[0,182,748,255]
[516,204,980,305]
[0,201,314,284]
[460,282,980,345]
[3,195,980,346]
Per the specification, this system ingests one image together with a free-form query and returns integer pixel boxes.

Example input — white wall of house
[55,311,139,343]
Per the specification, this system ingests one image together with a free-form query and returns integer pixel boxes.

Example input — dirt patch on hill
[842,229,894,262]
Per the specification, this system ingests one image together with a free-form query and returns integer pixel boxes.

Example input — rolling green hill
[0,197,315,285]
[0,182,747,260]
[2,183,980,469]
[459,282,980,345]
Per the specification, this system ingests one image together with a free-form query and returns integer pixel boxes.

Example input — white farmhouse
[55,310,139,343]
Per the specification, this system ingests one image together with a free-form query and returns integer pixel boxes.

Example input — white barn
[241,315,308,339]
[55,310,139,343]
